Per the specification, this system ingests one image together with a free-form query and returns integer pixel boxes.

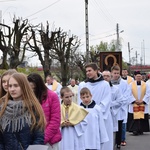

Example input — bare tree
[0,18,30,69]
[27,22,61,79]
[28,22,81,85]
[74,52,86,78]
[0,26,10,69]
[49,28,80,86]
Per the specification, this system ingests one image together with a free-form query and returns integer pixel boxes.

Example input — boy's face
[80,93,92,105]
[122,70,128,77]
[61,91,72,106]
[111,70,120,80]
[86,67,98,80]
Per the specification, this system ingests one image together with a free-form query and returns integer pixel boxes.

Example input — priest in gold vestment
[127,71,150,135]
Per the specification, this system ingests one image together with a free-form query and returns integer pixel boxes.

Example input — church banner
[99,52,122,72]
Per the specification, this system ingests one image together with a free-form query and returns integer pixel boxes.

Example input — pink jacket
[42,89,61,145]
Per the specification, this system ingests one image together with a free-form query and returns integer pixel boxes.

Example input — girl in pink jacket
[28,73,61,150]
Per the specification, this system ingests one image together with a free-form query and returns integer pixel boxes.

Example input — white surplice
[83,105,109,150]
[68,84,79,104]
[110,85,124,132]
[46,82,62,101]
[146,79,150,114]
[112,79,130,123]
[83,80,111,120]
[79,80,113,150]
[60,119,88,150]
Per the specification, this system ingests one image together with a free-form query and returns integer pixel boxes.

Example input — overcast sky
[1,0,150,66]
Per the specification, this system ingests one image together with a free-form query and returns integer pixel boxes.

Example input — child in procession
[80,87,109,150]
[60,86,88,150]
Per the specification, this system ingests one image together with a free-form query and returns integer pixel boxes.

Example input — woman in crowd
[0,73,46,150]
[27,73,61,150]
[0,69,17,98]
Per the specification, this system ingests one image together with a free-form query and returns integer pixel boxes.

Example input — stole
[61,102,88,125]
[127,76,133,84]
[132,81,146,119]
[52,80,58,91]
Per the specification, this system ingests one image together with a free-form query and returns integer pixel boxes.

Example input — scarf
[111,76,121,85]
[132,81,146,119]
[0,100,32,132]
[61,102,88,125]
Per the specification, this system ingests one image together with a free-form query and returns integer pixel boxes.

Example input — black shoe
[133,131,139,136]
[138,131,143,135]
[116,144,121,149]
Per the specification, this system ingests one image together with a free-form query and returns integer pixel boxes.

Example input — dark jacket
[0,123,44,150]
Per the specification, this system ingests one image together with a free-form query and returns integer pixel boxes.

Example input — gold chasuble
[52,80,58,91]
[132,81,146,119]
[61,102,88,126]
[127,76,133,84]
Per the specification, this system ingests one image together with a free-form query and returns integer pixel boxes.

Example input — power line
[0,0,15,2]
[93,0,115,25]
[98,0,126,32]
[123,42,149,50]
[90,0,117,28]
[78,28,115,39]
[100,0,117,23]
[2,6,17,16]
[90,0,113,27]
[90,32,117,41]
[81,32,117,44]
[25,0,61,18]
[89,28,115,37]
[78,30,116,42]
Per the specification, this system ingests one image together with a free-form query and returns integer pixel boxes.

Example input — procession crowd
[0,62,150,150]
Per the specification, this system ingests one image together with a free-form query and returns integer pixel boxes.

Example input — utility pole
[135,51,138,65]
[116,23,119,51]
[143,40,145,65]
[128,42,131,74]
[85,0,89,63]
[128,42,131,64]
[140,56,143,72]
[141,40,145,65]
[0,10,2,30]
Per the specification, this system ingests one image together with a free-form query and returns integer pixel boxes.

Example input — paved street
[121,132,150,150]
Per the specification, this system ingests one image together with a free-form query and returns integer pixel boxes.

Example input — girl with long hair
[0,73,46,150]
[27,73,61,150]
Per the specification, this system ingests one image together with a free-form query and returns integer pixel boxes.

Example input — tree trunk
[0,50,8,69]
[9,54,19,69]
[60,62,69,86]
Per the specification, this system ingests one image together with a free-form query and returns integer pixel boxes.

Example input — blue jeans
[121,123,126,141]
